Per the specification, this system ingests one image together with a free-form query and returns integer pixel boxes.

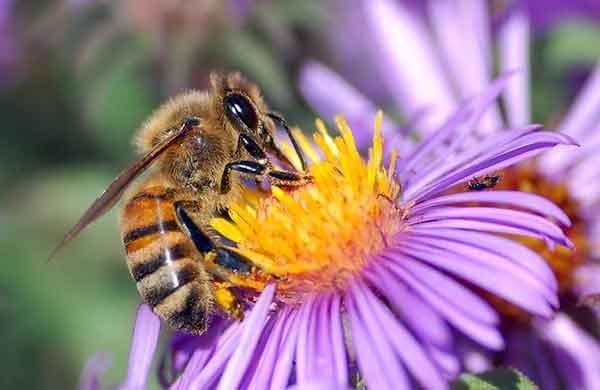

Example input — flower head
[298,0,600,387]
[118,85,574,388]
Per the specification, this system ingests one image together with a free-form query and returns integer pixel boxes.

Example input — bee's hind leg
[174,202,253,321]
[205,265,246,321]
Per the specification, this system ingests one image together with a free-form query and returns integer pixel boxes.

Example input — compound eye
[223,93,258,131]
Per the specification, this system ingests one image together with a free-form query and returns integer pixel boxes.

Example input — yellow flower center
[486,163,589,323]
[210,113,404,303]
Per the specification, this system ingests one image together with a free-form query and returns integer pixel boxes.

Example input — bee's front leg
[220,132,311,194]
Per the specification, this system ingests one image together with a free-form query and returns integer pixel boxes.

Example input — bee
[52,72,310,335]
[467,173,502,191]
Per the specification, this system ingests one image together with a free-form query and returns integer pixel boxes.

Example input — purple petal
[176,321,242,389]
[409,227,557,290]
[427,344,461,378]
[329,294,348,383]
[503,327,534,378]
[498,2,531,127]
[395,259,499,324]
[558,60,600,139]
[237,318,279,389]
[405,125,539,189]
[370,260,504,349]
[395,236,557,315]
[410,129,575,199]
[296,296,317,383]
[406,131,576,203]
[530,330,561,389]
[567,152,600,199]
[298,60,412,154]
[345,282,410,388]
[391,240,556,315]
[412,190,571,226]
[313,298,336,380]
[326,0,394,103]
[549,342,585,389]
[363,0,457,134]
[538,122,600,178]
[218,284,276,389]
[160,318,229,387]
[294,295,348,387]
[428,0,501,133]
[287,381,351,390]
[365,269,452,348]
[539,60,600,174]
[79,352,111,390]
[456,339,493,373]
[364,266,461,377]
[398,73,515,180]
[409,206,572,249]
[364,283,447,389]
[270,309,302,389]
[117,305,161,390]
[243,308,294,389]
[538,314,600,389]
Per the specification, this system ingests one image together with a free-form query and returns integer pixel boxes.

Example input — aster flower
[299,0,600,387]
[117,79,573,388]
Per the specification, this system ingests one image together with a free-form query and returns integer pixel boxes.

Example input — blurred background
[1,1,599,388]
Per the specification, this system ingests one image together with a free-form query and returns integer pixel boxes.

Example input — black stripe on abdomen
[131,244,189,282]
[123,220,179,245]
[142,264,199,307]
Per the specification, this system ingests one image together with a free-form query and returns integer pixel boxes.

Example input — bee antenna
[268,113,307,171]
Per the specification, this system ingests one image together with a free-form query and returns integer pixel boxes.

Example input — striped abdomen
[120,183,212,335]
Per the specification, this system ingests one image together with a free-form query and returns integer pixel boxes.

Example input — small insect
[51,72,310,335]
[467,174,503,191]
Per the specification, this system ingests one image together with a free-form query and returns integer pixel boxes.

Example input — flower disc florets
[212,114,404,303]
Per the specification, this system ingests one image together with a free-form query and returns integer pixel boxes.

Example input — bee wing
[49,119,198,261]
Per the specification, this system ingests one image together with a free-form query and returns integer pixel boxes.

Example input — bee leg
[220,160,310,194]
[267,170,312,187]
[220,132,311,194]
[267,112,307,171]
[174,202,251,321]
[237,132,311,185]
[174,202,217,253]
[213,284,245,321]
[206,267,245,321]
[220,160,267,194]
[243,132,266,155]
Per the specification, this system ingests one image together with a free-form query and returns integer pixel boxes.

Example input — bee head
[211,72,276,150]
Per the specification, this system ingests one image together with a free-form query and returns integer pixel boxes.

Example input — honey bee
[467,174,502,191]
[52,73,310,335]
